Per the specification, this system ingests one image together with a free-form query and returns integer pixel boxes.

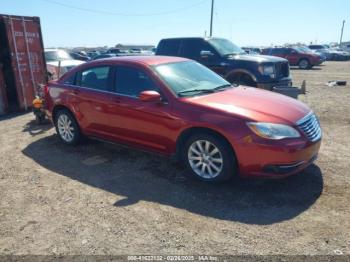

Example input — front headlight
[247,122,300,140]
[259,65,275,78]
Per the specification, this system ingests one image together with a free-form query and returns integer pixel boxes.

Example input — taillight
[43,84,49,95]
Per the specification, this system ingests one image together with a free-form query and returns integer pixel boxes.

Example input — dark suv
[262,47,322,69]
[156,37,291,90]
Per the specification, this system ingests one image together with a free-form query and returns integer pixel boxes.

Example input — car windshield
[45,50,73,61]
[153,61,232,97]
[207,38,245,56]
[294,47,314,54]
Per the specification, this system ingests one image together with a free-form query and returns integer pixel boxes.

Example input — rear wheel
[298,59,310,69]
[182,133,236,182]
[54,109,81,145]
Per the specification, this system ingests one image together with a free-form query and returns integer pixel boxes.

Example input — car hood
[183,86,310,124]
[227,54,288,63]
[46,60,85,67]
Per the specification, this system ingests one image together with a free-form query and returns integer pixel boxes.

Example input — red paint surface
[45,56,322,178]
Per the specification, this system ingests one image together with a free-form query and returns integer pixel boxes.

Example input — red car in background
[262,47,323,69]
[44,56,322,182]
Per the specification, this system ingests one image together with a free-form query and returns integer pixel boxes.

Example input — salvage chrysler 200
[44,56,322,182]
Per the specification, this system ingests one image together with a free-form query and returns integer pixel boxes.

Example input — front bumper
[257,77,292,91]
[313,60,323,66]
[233,136,321,179]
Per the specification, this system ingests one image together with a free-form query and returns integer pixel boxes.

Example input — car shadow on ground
[22,134,324,225]
[290,67,322,71]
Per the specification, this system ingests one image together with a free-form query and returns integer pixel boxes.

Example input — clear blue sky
[1,0,349,48]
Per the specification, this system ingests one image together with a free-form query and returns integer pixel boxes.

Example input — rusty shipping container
[0,14,47,114]
[0,69,7,115]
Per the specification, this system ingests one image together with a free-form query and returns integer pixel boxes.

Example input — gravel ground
[0,61,349,256]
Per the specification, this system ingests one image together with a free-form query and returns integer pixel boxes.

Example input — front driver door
[106,65,178,154]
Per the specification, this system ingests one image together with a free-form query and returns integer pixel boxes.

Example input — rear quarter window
[78,66,112,91]
[156,39,181,56]
[63,73,76,85]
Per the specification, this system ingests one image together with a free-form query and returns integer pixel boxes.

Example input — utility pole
[340,20,345,46]
[209,0,214,37]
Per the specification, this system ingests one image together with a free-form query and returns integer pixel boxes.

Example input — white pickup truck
[45,49,84,80]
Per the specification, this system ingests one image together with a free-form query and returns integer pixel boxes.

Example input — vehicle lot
[0,62,349,255]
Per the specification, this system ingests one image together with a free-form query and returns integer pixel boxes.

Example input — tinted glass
[115,66,159,97]
[270,48,286,55]
[63,73,76,85]
[181,39,217,59]
[157,39,181,56]
[80,66,111,91]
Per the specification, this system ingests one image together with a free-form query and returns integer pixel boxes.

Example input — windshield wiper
[213,84,233,91]
[178,88,215,96]
[224,52,246,57]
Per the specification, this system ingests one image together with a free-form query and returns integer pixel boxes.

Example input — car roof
[89,55,189,66]
[159,37,226,41]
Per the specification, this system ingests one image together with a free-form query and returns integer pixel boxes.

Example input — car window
[79,66,111,91]
[157,39,181,56]
[63,73,76,85]
[114,66,160,97]
[180,39,218,60]
[270,48,286,55]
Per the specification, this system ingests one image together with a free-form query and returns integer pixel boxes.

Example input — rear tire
[54,109,81,145]
[182,133,236,182]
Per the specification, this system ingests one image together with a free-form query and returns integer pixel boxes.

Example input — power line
[41,0,208,17]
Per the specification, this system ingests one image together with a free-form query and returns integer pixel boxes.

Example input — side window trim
[63,72,77,86]
[113,65,164,100]
[75,65,114,92]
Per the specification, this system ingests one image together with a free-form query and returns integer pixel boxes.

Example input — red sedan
[44,56,322,182]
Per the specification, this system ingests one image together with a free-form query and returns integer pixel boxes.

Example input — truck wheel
[298,59,310,69]
[228,73,256,87]
[54,109,81,145]
[182,133,236,182]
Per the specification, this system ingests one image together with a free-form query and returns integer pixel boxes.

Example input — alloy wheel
[299,60,309,69]
[57,114,75,143]
[187,140,223,179]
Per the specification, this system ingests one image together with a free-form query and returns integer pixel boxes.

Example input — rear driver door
[73,65,115,136]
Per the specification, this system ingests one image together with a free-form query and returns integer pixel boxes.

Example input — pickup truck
[156,37,292,90]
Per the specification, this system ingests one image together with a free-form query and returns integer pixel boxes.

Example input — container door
[0,69,8,115]
[4,15,47,110]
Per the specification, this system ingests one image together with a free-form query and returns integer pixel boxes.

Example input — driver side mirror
[139,90,161,102]
[200,50,214,58]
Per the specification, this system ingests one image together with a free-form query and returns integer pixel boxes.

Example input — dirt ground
[0,62,349,256]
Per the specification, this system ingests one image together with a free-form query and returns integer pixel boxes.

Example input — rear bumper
[257,77,292,91]
[233,137,322,179]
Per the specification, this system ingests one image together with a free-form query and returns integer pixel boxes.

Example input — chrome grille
[297,112,322,142]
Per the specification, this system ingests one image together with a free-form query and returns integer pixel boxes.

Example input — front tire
[54,109,81,145]
[228,73,257,87]
[182,133,236,182]
[298,59,310,69]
